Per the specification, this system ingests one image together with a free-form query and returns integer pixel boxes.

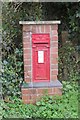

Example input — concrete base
[21,80,62,104]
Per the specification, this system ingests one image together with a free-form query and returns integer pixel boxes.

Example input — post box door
[32,34,50,82]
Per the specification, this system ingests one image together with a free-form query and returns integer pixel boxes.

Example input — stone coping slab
[22,80,62,88]
[19,21,61,25]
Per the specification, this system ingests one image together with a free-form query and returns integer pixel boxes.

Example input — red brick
[51,53,58,58]
[51,25,58,30]
[48,88,52,94]
[32,25,36,33]
[51,75,57,80]
[24,66,31,71]
[51,65,58,69]
[24,78,31,82]
[31,89,37,94]
[41,25,45,33]
[54,88,62,95]
[24,54,31,59]
[52,30,58,35]
[36,25,41,33]
[45,25,50,33]
[24,70,31,78]
[23,49,31,54]
[23,32,30,38]
[31,95,37,100]
[23,34,30,39]
[23,25,31,32]
[28,89,37,94]
[37,88,46,94]
[54,88,58,94]
[23,41,31,46]
[22,88,37,95]
[51,59,58,64]
[24,72,31,79]
[23,31,26,36]
[23,37,30,42]
[27,71,31,76]
[23,42,30,48]
[37,88,51,95]
[22,89,29,94]
[52,88,55,93]
[52,36,58,41]
[22,95,31,101]
[24,59,31,65]
[51,42,58,47]
[51,47,58,53]
[23,26,26,31]
[51,69,58,75]
[25,78,31,82]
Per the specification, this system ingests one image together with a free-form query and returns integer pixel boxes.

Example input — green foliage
[1,3,79,119]
[2,2,42,49]
[1,47,23,98]
[2,2,42,98]
[3,97,37,118]
[0,100,5,120]
[42,2,80,44]
[2,2,80,98]
[59,41,79,81]
[2,81,78,119]
[35,81,78,118]
[67,2,80,44]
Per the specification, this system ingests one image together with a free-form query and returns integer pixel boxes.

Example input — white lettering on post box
[38,51,44,63]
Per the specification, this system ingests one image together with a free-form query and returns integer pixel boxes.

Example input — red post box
[19,21,62,104]
[32,34,50,82]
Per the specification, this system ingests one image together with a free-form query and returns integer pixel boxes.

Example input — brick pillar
[22,24,58,83]
[19,21,62,104]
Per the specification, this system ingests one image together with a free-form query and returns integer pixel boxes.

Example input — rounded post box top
[19,21,61,25]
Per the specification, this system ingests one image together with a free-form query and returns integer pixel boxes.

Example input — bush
[59,41,79,82]
[1,47,23,99]
[35,81,78,118]
[2,2,42,100]
[2,81,78,119]
[0,100,5,119]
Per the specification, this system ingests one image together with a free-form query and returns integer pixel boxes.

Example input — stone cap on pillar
[19,21,61,25]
